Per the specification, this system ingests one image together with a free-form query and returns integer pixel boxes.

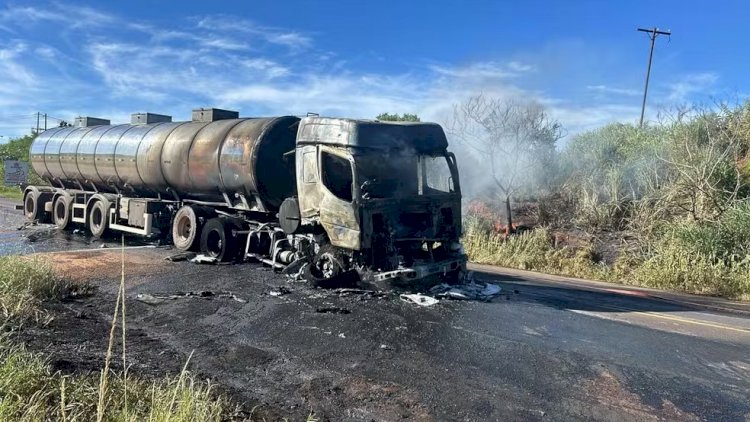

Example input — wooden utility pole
[637,27,671,128]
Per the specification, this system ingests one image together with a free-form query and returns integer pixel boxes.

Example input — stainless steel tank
[30,116,300,211]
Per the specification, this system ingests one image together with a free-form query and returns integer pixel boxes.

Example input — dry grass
[463,220,616,283]
[0,249,236,421]
[463,218,750,300]
[0,256,81,324]
[0,339,229,421]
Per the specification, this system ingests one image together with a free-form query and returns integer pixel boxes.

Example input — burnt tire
[199,218,238,262]
[172,205,202,251]
[52,195,73,230]
[304,245,358,288]
[88,200,110,238]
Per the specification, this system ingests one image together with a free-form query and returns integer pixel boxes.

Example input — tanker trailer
[24,109,467,284]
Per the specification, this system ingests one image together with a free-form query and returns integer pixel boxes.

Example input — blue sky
[0,0,745,139]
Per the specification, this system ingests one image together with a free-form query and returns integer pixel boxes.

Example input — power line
[637,27,671,128]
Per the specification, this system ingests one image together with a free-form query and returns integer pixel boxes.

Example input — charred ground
[9,244,750,421]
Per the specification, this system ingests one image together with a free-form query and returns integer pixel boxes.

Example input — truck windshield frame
[354,150,459,200]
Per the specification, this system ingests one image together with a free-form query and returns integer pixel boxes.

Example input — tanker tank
[29,116,300,211]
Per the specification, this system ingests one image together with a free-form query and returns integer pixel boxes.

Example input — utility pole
[35,112,40,134]
[44,113,47,131]
[637,27,671,128]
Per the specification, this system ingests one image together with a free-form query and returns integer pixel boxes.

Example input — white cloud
[34,45,56,59]
[666,72,718,102]
[265,32,311,49]
[430,61,532,81]
[0,3,113,28]
[196,15,312,50]
[507,61,535,73]
[0,2,721,140]
[587,84,640,97]
[0,42,36,87]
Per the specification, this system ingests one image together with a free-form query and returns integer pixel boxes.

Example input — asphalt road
[3,197,750,421]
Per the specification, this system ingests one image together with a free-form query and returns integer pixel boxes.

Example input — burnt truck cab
[293,116,466,283]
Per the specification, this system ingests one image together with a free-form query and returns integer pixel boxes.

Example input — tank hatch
[191,108,239,122]
[131,113,172,125]
[74,116,110,127]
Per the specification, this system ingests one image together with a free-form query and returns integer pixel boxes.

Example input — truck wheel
[53,195,73,230]
[89,200,110,238]
[200,218,237,262]
[24,189,50,223]
[304,245,358,288]
[172,206,202,251]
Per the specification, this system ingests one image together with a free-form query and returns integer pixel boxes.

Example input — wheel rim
[316,252,339,278]
[205,230,223,257]
[176,215,192,242]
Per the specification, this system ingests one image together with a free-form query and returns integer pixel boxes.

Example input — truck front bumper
[371,256,467,282]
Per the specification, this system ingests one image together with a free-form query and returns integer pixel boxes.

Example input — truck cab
[290,117,466,283]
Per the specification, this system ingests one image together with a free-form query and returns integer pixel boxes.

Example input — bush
[0,133,45,200]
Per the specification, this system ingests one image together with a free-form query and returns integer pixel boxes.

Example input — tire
[23,190,50,222]
[52,195,73,230]
[199,218,238,262]
[88,200,110,238]
[172,205,202,251]
[24,191,41,221]
[304,244,358,288]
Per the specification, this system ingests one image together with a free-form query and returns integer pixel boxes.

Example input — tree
[0,133,36,161]
[376,113,421,122]
[447,95,562,231]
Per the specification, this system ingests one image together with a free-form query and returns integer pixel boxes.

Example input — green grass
[0,185,23,200]
[0,255,239,421]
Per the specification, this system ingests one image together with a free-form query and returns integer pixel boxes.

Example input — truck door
[316,147,361,250]
[296,145,323,218]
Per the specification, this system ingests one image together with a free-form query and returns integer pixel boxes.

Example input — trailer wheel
[53,195,73,230]
[172,205,203,251]
[200,218,237,262]
[23,189,50,223]
[89,200,110,238]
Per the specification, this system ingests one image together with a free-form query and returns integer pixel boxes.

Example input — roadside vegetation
[0,256,75,324]
[461,102,750,300]
[0,255,234,421]
[0,133,42,200]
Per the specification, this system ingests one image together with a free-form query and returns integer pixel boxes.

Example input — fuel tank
[30,116,300,211]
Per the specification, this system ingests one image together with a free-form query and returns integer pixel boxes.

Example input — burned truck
[24,109,466,283]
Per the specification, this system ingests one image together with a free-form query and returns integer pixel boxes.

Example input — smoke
[443,94,563,209]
